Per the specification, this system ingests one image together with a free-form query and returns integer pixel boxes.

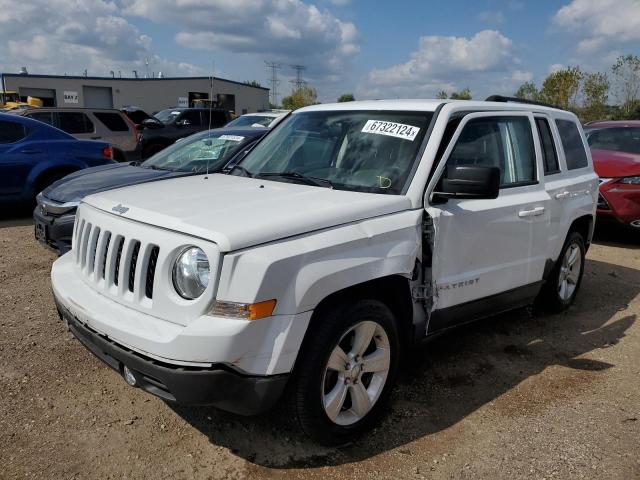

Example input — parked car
[0,113,114,208]
[584,121,640,228]
[139,107,232,158]
[35,127,265,253]
[16,107,139,161]
[51,98,596,445]
[225,110,289,128]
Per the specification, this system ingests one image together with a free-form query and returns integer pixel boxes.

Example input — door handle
[555,191,570,199]
[518,206,545,218]
[20,148,42,154]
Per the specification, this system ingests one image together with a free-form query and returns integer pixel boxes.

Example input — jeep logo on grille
[112,204,129,215]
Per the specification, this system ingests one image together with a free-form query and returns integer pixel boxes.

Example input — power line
[290,64,307,91]
[265,61,282,106]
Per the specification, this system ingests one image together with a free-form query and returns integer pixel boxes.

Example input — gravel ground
[0,221,638,479]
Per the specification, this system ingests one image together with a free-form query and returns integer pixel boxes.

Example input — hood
[44,163,183,203]
[591,149,640,179]
[84,174,412,252]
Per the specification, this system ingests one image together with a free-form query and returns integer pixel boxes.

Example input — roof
[297,99,568,114]
[239,111,287,118]
[208,126,267,137]
[0,73,269,91]
[584,120,640,128]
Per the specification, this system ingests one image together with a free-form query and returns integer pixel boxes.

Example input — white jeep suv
[51,98,597,445]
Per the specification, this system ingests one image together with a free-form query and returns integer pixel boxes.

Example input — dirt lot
[1,220,639,479]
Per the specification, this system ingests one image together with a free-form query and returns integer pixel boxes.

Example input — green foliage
[581,72,610,122]
[514,82,540,101]
[540,66,583,110]
[282,86,319,110]
[437,88,472,100]
[337,93,355,102]
[244,80,262,88]
[611,54,640,118]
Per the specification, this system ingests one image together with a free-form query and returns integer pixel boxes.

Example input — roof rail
[485,95,559,109]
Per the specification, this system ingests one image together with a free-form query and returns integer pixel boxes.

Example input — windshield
[226,115,274,128]
[154,109,182,124]
[234,110,432,194]
[142,131,252,173]
[585,127,640,154]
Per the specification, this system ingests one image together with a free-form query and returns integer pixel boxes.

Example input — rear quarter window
[0,120,26,143]
[555,119,589,170]
[94,112,129,132]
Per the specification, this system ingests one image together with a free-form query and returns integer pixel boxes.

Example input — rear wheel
[539,231,585,312]
[289,299,400,446]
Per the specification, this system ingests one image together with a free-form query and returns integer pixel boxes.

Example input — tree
[449,87,472,100]
[435,90,448,99]
[540,66,583,110]
[514,81,540,101]
[244,80,262,88]
[282,86,318,110]
[611,54,640,118]
[581,72,609,122]
[337,93,355,102]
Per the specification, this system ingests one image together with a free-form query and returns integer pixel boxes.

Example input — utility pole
[290,64,307,92]
[265,61,282,107]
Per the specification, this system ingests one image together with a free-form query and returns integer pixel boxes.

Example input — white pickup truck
[51,98,597,445]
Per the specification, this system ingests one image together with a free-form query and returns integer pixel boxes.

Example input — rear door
[426,111,550,327]
[57,111,96,141]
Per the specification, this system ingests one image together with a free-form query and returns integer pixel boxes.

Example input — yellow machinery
[0,91,43,110]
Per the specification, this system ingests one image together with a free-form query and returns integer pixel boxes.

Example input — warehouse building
[0,73,270,115]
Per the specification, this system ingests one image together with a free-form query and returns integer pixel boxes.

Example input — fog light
[123,365,137,387]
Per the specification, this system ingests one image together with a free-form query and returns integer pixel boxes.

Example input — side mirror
[434,165,500,200]
[141,118,162,129]
[176,119,191,127]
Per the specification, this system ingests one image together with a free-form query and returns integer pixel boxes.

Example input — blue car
[34,127,266,253]
[0,113,115,207]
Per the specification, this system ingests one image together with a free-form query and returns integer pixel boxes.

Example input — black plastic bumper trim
[54,296,289,416]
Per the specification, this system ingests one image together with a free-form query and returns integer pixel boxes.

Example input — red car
[584,121,640,228]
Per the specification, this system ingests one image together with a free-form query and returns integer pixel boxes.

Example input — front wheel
[289,299,400,446]
[539,232,586,312]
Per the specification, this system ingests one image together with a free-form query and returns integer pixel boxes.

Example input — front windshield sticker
[218,135,245,142]
[361,120,420,141]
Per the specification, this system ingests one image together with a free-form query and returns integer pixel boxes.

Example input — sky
[1,0,639,104]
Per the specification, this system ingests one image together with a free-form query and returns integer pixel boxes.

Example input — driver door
[425,111,550,329]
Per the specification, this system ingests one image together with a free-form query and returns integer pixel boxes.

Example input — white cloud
[548,63,565,74]
[123,0,359,81]
[477,10,506,25]
[553,0,640,53]
[362,30,519,98]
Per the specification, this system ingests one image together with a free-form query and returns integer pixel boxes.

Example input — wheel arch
[568,214,594,250]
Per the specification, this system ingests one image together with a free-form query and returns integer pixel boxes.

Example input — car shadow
[0,206,33,228]
[171,257,637,468]
[593,221,640,248]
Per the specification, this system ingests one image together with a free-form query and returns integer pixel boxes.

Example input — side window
[93,112,129,132]
[27,112,55,127]
[555,119,588,170]
[0,121,26,144]
[535,117,560,175]
[58,112,94,134]
[446,116,536,188]
[180,110,202,126]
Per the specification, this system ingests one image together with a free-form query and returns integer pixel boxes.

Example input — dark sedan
[34,127,266,253]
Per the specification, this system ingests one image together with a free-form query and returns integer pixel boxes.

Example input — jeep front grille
[74,220,160,301]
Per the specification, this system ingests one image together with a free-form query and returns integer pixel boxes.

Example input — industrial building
[0,73,270,115]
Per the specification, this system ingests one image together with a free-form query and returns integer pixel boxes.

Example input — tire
[538,231,586,312]
[289,299,400,446]
[142,143,165,159]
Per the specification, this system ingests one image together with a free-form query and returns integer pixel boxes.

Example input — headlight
[619,176,640,184]
[172,247,210,299]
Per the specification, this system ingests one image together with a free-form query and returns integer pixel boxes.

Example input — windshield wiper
[255,171,333,188]
[227,164,254,177]
[143,164,173,171]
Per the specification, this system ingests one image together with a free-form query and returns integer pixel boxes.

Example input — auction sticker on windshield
[361,120,420,141]
[219,135,244,142]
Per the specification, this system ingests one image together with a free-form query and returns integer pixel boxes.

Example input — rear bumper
[55,296,289,415]
[33,206,75,254]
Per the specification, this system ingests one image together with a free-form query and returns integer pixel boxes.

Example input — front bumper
[33,205,75,254]
[598,182,640,225]
[55,297,288,415]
